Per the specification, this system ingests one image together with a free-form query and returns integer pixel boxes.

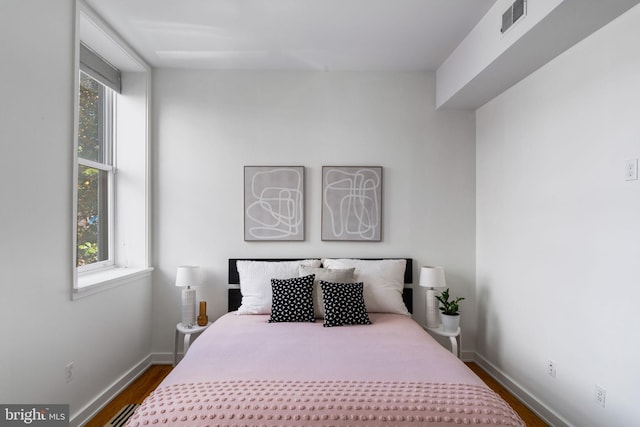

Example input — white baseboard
[70,355,153,427]
[473,353,570,427]
[151,352,174,365]
[70,354,174,427]
[460,350,475,361]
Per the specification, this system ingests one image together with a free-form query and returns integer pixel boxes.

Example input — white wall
[476,5,640,426]
[0,1,152,424]
[151,70,477,355]
[437,0,563,108]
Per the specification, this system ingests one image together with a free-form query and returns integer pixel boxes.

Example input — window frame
[72,2,152,298]
[76,69,117,273]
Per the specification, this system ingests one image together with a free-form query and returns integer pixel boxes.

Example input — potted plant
[436,288,465,333]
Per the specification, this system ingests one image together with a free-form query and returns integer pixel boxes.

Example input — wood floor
[84,365,172,427]
[86,363,547,426]
[466,363,548,427]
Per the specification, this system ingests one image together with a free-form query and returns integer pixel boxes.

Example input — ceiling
[85,0,497,71]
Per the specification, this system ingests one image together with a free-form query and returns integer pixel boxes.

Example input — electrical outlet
[546,360,556,378]
[625,159,638,181]
[65,362,74,383]
[595,385,606,407]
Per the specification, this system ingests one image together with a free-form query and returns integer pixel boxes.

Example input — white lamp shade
[175,265,201,288]
[418,266,446,289]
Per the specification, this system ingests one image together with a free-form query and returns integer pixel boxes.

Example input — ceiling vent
[501,0,526,34]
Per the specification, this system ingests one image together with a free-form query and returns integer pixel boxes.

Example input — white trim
[77,158,113,172]
[69,355,155,427]
[460,350,475,362]
[73,0,152,297]
[142,66,152,269]
[77,259,114,274]
[76,70,116,273]
[78,1,148,72]
[152,352,175,365]
[71,0,81,302]
[72,267,153,300]
[473,352,570,427]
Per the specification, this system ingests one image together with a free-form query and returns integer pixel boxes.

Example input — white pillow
[298,266,355,319]
[321,258,409,315]
[236,259,321,314]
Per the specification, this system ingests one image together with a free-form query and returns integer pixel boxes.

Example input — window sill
[73,266,154,300]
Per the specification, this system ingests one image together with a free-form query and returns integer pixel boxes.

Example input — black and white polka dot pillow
[268,274,316,323]
[320,281,371,327]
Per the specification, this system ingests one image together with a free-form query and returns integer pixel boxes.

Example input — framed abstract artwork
[321,166,382,241]
[244,166,304,241]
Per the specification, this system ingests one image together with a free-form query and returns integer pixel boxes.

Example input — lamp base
[426,289,440,328]
[181,287,196,327]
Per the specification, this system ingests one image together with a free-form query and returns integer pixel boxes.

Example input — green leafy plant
[436,288,465,315]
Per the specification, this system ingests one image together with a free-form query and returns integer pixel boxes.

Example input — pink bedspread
[127,313,524,426]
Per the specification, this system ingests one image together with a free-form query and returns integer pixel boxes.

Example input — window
[77,72,115,269]
[74,5,151,297]
[76,44,119,271]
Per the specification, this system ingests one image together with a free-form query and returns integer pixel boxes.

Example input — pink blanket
[127,313,524,426]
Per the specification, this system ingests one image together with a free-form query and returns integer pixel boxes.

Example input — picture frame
[244,166,305,241]
[321,166,382,241]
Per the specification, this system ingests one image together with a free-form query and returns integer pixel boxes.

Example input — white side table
[174,322,212,366]
[424,325,461,358]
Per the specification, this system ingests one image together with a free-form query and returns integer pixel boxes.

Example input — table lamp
[419,266,446,328]
[175,265,200,328]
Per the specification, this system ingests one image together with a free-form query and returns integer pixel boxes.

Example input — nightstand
[424,325,461,358]
[174,322,212,366]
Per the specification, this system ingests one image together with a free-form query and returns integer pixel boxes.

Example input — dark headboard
[228,258,413,313]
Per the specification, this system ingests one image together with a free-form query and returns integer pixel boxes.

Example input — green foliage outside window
[77,74,109,267]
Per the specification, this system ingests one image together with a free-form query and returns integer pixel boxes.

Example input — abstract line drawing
[322,166,382,241]
[244,166,304,241]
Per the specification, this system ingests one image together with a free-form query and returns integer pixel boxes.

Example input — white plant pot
[441,313,460,333]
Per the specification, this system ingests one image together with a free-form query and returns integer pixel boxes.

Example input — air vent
[501,0,526,34]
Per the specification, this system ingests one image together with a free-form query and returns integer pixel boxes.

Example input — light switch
[625,159,638,181]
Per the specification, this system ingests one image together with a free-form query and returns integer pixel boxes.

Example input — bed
[127,258,524,427]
